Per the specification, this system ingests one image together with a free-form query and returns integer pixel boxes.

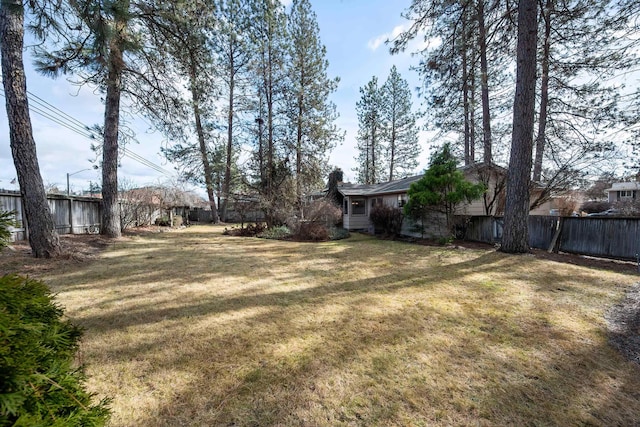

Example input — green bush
[0,210,17,250]
[259,226,292,240]
[328,227,350,241]
[0,275,110,426]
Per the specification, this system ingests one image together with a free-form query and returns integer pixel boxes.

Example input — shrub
[259,226,292,240]
[297,221,329,241]
[0,274,110,426]
[369,204,404,236]
[580,200,611,214]
[0,210,17,250]
[303,199,342,226]
[155,217,171,226]
[222,223,266,237]
[328,227,350,241]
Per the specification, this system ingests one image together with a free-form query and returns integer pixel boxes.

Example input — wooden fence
[0,191,101,241]
[465,215,640,261]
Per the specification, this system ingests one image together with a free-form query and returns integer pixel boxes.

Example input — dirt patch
[606,282,640,365]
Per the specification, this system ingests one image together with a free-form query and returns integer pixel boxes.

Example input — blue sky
[0,0,431,194]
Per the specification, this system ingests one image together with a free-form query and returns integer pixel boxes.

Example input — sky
[0,0,431,195]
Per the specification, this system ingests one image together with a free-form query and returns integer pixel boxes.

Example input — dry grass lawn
[2,225,640,426]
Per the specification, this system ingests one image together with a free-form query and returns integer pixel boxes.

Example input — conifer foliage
[355,66,420,184]
[0,275,110,426]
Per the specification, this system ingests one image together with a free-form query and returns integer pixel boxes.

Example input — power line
[0,87,174,177]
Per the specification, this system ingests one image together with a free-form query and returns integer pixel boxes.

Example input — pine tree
[355,76,386,184]
[286,0,341,212]
[249,0,290,226]
[501,0,538,254]
[381,65,420,181]
[212,0,255,222]
[0,0,61,258]
[35,0,145,238]
[145,0,221,223]
[404,143,485,236]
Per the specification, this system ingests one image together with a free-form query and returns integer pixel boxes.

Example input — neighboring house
[605,181,640,204]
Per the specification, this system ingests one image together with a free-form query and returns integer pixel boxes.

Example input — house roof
[338,175,423,197]
[605,182,640,192]
[335,162,510,198]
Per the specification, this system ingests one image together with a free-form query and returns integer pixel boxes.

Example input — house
[338,163,510,237]
[336,162,566,237]
[605,181,640,204]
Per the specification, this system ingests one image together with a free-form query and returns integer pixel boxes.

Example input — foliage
[258,226,292,240]
[286,0,342,209]
[0,274,110,426]
[0,211,17,250]
[580,200,612,214]
[369,204,404,237]
[380,65,420,181]
[295,222,329,241]
[222,223,266,237]
[404,143,485,236]
[302,199,342,226]
[355,76,385,184]
[328,227,350,240]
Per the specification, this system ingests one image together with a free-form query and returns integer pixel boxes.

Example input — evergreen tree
[355,76,386,184]
[392,0,515,166]
[249,0,289,226]
[381,65,420,181]
[212,0,255,222]
[34,0,163,238]
[143,0,221,223]
[404,143,485,236]
[286,0,341,212]
[0,0,61,257]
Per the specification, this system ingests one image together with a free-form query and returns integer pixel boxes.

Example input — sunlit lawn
[5,225,640,426]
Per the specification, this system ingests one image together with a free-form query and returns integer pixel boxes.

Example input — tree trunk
[190,61,219,223]
[221,47,235,223]
[532,0,552,182]
[462,2,471,166]
[296,90,304,215]
[0,1,61,258]
[501,0,538,254]
[101,46,123,238]
[477,0,492,164]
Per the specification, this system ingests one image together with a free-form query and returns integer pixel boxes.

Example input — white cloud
[367,24,408,52]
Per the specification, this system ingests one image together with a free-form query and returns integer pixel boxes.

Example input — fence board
[528,216,558,250]
[1,192,101,241]
[559,218,640,261]
[464,214,640,261]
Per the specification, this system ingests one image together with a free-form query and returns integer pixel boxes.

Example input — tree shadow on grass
[25,228,640,425]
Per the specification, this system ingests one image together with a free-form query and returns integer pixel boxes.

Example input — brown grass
[2,225,640,426]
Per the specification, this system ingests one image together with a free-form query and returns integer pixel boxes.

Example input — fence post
[69,196,75,234]
[547,217,563,253]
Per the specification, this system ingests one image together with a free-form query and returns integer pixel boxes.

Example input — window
[398,194,407,208]
[344,199,348,214]
[351,198,366,215]
[620,190,634,198]
[371,197,383,208]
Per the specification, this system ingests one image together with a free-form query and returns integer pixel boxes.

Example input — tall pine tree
[355,76,385,184]
[0,0,61,257]
[286,0,341,212]
[381,65,420,181]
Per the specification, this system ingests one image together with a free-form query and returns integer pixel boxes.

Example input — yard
[2,225,640,426]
